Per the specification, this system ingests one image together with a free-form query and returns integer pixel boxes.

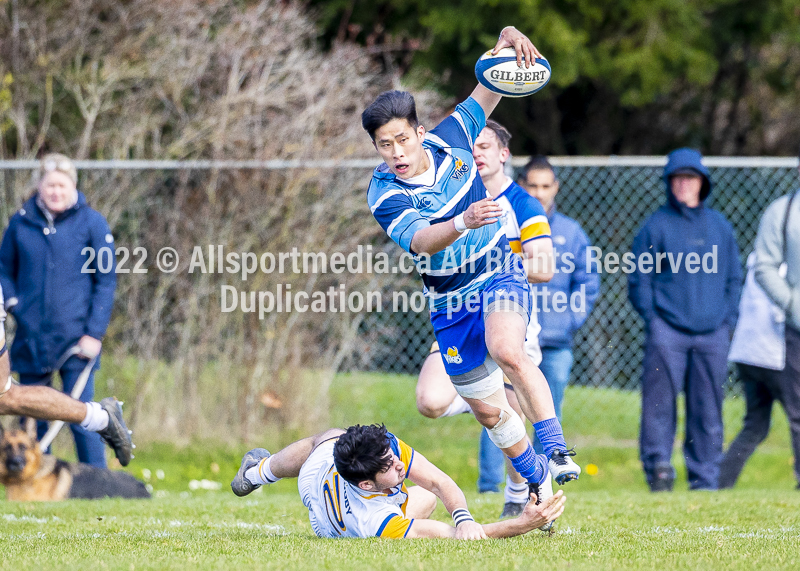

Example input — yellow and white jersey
[493,177,551,255]
[298,432,417,539]
[492,177,550,365]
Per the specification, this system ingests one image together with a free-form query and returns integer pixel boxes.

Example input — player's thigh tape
[485,298,528,320]
[449,356,504,400]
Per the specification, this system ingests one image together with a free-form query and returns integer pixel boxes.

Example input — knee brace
[481,388,527,449]
[450,359,526,450]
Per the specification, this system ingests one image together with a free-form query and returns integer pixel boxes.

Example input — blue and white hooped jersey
[308,433,417,539]
[367,97,513,310]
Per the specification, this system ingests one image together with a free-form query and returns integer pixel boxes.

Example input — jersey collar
[492,176,515,201]
[372,144,449,188]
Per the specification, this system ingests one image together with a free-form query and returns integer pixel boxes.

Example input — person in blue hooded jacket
[628,148,742,492]
[0,153,117,468]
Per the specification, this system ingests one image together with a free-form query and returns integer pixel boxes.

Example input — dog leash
[52,345,84,371]
[38,346,99,451]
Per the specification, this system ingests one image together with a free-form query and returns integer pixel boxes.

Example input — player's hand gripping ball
[475,47,551,98]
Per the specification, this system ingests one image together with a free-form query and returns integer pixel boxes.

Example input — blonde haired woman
[0,154,117,467]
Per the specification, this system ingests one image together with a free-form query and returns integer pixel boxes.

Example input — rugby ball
[475,47,551,98]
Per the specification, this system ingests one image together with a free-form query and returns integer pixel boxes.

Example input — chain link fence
[347,157,800,398]
[1,157,798,415]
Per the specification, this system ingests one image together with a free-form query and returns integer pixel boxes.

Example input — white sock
[504,476,529,504]
[245,456,281,485]
[441,395,472,417]
[80,401,109,432]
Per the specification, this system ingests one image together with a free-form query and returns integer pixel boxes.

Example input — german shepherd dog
[0,418,150,501]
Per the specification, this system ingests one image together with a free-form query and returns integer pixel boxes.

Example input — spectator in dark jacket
[628,148,742,491]
[520,156,600,440]
[0,154,116,468]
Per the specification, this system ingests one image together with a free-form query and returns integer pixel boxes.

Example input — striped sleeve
[376,514,415,539]
[520,215,551,243]
[429,97,486,150]
[368,184,430,253]
[511,189,551,243]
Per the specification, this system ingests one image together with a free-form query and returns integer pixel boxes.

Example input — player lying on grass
[363,25,579,506]
[0,299,133,465]
[231,424,565,539]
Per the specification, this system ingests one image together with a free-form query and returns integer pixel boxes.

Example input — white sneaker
[535,476,555,531]
[549,448,580,485]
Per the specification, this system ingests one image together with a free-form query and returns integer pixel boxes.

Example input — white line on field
[2,514,60,524]
[2,513,284,535]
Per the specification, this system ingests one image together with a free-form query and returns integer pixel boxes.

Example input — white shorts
[297,439,337,538]
[524,303,543,366]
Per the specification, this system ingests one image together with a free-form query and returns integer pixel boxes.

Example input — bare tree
[0,0,447,442]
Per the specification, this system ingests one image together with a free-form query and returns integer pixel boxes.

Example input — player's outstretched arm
[470,27,543,119]
[483,490,565,538]
[406,451,486,539]
[404,491,566,539]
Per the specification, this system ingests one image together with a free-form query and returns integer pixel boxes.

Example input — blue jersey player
[416,120,559,520]
[362,27,580,500]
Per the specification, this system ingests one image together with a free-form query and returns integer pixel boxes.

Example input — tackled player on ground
[231,424,565,539]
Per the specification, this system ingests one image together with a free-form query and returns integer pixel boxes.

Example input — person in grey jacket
[751,184,800,487]
[719,250,795,488]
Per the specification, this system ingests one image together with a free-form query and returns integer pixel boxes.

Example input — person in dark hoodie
[0,153,116,468]
[628,148,742,492]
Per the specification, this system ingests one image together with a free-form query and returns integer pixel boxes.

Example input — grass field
[3,372,799,570]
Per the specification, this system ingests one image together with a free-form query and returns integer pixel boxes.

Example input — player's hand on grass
[464,198,503,229]
[455,520,488,540]
[492,27,542,68]
[522,489,566,530]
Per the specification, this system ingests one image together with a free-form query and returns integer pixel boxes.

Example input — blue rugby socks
[508,443,548,485]
[533,417,567,460]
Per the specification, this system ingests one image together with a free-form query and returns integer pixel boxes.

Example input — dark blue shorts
[430,256,532,377]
